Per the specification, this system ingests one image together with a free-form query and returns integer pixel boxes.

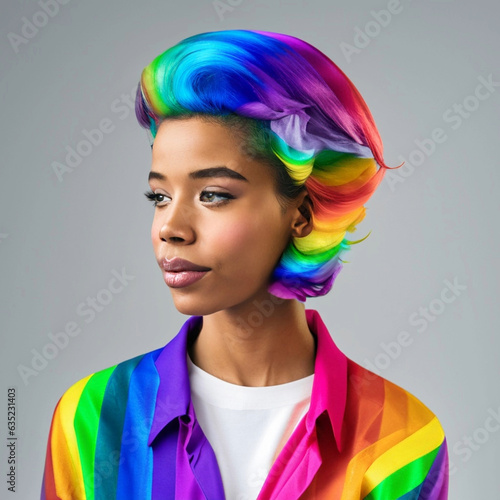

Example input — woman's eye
[144,190,169,207]
[144,189,234,207]
[200,191,235,204]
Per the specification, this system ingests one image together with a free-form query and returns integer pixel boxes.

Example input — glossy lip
[162,270,209,288]
[159,257,211,289]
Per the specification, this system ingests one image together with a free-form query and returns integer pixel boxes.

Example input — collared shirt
[41,309,449,499]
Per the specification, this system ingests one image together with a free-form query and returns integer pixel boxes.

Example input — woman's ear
[291,191,313,238]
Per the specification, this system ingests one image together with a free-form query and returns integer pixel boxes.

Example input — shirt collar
[304,308,347,453]
[148,309,347,453]
[148,314,202,446]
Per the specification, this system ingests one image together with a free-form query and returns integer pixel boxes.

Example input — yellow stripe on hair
[312,157,377,187]
[294,227,345,254]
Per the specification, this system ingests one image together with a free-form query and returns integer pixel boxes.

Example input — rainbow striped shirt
[41,309,449,499]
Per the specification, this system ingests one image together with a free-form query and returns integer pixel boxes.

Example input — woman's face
[147,116,303,317]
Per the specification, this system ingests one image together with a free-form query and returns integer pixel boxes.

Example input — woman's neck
[188,297,316,387]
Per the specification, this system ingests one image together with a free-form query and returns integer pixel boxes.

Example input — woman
[41,30,449,499]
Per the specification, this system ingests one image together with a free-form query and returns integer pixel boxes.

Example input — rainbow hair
[135,29,397,302]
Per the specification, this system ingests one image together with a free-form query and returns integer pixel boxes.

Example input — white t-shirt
[187,354,314,500]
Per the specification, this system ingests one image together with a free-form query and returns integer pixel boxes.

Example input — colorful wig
[135,29,398,302]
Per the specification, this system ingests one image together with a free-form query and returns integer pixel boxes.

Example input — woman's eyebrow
[148,166,248,182]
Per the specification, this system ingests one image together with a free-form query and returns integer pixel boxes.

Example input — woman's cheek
[216,220,256,249]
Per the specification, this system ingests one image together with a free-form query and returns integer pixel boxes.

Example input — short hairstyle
[135,29,396,302]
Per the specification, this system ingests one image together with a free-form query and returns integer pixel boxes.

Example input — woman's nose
[158,201,195,243]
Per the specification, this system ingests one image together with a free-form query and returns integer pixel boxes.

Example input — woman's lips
[162,270,209,288]
[159,257,211,288]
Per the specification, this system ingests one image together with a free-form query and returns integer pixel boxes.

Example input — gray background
[1,0,498,497]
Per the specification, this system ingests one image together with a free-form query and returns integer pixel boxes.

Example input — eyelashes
[143,189,235,208]
[144,190,164,207]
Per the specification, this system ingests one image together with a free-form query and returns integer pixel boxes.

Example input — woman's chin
[170,293,219,317]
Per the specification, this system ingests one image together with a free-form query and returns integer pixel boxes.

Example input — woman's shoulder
[345,358,446,439]
[53,346,164,418]
[337,359,449,496]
